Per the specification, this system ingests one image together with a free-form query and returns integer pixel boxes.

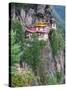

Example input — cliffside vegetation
[9,3,65,87]
[49,30,64,55]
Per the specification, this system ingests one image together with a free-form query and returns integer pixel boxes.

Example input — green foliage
[57,21,65,40]
[39,71,63,85]
[11,70,39,87]
[11,66,17,73]
[11,19,25,45]
[50,30,64,55]
[46,71,63,85]
[11,73,23,87]
[11,43,23,64]
[47,75,57,85]
[23,33,45,74]
[11,19,45,73]
[56,71,62,83]
[11,19,24,65]
[39,73,57,85]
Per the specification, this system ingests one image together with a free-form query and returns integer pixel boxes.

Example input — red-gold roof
[34,21,48,27]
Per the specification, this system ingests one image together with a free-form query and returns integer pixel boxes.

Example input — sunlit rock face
[37,5,46,14]
[54,50,65,83]
[25,14,33,27]
[54,51,64,72]
[38,39,65,84]
[28,8,35,16]
[37,39,56,85]
[24,8,35,27]
[21,8,26,22]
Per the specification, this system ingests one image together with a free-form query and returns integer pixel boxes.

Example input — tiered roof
[26,21,50,34]
[34,21,48,27]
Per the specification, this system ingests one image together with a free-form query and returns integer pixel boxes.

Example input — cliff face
[40,39,55,75]
[54,49,65,83]
[10,4,65,85]
[39,39,65,84]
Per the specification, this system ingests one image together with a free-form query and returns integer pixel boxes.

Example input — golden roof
[34,21,48,27]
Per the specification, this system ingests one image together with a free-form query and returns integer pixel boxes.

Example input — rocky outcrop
[39,39,56,78]
[38,39,65,84]
[25,14,33,27]
[21,8,26,22]
[37,5,46,14]
[54,49,65,83]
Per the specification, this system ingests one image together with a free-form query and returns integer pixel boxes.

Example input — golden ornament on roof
[34,21,48,27]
